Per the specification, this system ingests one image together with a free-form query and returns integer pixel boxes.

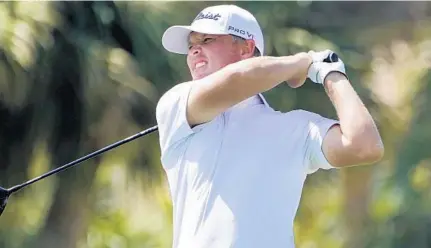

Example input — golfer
[156,4,384,248]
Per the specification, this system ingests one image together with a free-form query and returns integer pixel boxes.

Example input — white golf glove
[307,50,348,85]
[308,49,334,63]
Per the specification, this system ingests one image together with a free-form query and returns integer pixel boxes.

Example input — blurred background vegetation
[0,1,430,248]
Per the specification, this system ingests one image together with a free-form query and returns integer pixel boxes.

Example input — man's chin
[192,71,211,81]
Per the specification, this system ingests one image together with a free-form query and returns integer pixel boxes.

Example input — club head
[0,186,10,217]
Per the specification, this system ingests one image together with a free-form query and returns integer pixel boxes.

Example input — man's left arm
[321,71,384,168]
[305,50,384,168]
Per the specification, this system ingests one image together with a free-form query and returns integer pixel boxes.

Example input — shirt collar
[230,93,270,111]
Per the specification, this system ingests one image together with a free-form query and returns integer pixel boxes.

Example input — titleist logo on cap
[194,12,222,21]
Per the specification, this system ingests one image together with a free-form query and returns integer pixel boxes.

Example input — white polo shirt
[156,82,339,248]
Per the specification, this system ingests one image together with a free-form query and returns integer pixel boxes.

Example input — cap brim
[162,25,228,55]
[162,25,192,55]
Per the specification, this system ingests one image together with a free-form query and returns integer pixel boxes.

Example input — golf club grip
[8,125,159,193]
[323,52,339,63]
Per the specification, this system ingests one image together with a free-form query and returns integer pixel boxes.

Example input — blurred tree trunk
[341,166,374,248]
[33,162,98,248]
[30,35,99,248]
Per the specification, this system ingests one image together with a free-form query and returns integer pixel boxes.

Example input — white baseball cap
[162,5,264,56]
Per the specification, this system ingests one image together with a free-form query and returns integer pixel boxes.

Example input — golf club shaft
[8,125,158,194]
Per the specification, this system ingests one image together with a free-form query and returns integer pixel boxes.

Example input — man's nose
[190,45,202,56]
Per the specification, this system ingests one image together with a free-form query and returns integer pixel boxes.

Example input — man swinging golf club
[157,4,384,248]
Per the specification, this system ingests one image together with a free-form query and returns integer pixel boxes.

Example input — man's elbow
[361,144,384,164]
[352,137,385,165]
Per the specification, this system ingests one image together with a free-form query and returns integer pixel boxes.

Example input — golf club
[0,125,158,217]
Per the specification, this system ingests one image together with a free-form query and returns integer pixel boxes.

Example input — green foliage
[0,1,430,248]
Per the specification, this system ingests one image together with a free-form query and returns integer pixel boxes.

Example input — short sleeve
[302,111,340,174]
[156,82,195,155]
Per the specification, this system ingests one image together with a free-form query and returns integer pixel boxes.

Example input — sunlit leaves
[0,1,430,248]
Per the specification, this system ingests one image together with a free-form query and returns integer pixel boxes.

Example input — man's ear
[240,39,256,59]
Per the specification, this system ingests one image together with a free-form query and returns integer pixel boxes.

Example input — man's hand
[307,50,348,85]
[308,49,333,63]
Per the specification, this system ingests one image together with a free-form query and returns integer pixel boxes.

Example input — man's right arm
[187,53,312,126]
